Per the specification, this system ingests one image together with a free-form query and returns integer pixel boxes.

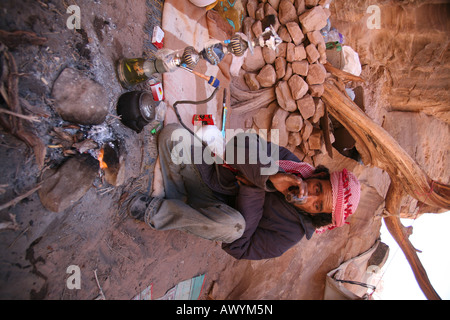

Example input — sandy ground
[0,0,245,300]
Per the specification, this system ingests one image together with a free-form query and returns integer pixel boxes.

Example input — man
[127,124,361,260]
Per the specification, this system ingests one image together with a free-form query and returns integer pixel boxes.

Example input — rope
[335,279,377,291]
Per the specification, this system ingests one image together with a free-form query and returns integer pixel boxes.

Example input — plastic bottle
[150,101,167,135]
[324,27,345,44]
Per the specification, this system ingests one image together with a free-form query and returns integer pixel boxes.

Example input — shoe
[127,193,152,221]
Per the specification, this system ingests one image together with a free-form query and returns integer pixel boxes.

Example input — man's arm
[222,184,301,260]
[224,132,299,191]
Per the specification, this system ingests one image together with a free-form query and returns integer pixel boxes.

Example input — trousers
[145,124,245,243]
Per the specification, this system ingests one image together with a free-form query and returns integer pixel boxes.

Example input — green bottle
[116,58,168,88]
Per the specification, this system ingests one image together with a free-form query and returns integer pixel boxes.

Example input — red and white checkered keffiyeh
[276,160,316,179]
[277,160,361,234]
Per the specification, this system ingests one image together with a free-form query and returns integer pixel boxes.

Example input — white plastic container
[189,0,217,7]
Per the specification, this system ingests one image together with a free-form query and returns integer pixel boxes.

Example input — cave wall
[330,0,450,216]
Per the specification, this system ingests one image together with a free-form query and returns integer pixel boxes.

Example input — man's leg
[141,124,245,243]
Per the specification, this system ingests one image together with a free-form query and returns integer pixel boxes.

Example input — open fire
[97,148,108,170]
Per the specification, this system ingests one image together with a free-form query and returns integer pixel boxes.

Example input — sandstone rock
[300,140,310,155]
[306,43,320,63]
[288,74,309,100]
[278,0,298,25]
[253,101,278,129]
[52,68,109,125]
[285,113,304,132]
[244,73,261,91]
[306,63,326,85]
[247,0,258,20]
[293,147,306,161]
[271,107,290,147]
[311,97,325,123]
[257,64,277,87]
[294,45,307,61]
[317,42,327,64]
[309,84,324,97]
[252,20,263,37]
[255,5,265,21]
[301,119,313,141]
[286,43,295,62]
[278,26,292,42]
[296,94,315,119]
[294,0,306,15]
[308,128,323,150]
[262,46,277,64]
[288,131,302,146]
[285,22,304,46]
[275,80,297,112]
[276,42,287,58]
[307,30,325,47]
[382,111,450,186]
[242,46,266,72]
[292,60,309,76]
[275,56,287,79]
[268,0,281,11]
[298,6,328,33]
[283,63,293,81]
[38,155,99,212]
[305,0,319,7]
[264,2,278,17]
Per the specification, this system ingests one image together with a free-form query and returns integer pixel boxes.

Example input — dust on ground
[0,0,241,300]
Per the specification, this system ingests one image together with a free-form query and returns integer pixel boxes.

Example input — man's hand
[269,173,305,196]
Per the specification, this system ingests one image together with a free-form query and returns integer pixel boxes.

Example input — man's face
[293,178,333,214]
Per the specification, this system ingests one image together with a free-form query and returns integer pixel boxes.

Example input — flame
[98,148,108,170]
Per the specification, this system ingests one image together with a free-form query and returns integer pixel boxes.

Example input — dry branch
[0,30,47,49]
[0,42,46,169]
[384,182,441,300]
[0,108,41,122]
[324,62,365,84]
[322,80,449,300]
[0,185,42,212]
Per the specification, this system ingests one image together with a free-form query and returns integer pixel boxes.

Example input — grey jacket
[195,133,316,260]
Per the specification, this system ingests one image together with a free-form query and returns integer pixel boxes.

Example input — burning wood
[97,142,125,187]
[97,147,108,170]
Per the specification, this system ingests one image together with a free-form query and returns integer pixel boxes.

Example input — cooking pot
[116,91,156,133]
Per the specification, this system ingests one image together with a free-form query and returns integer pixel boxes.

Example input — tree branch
[322,80,448,300]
